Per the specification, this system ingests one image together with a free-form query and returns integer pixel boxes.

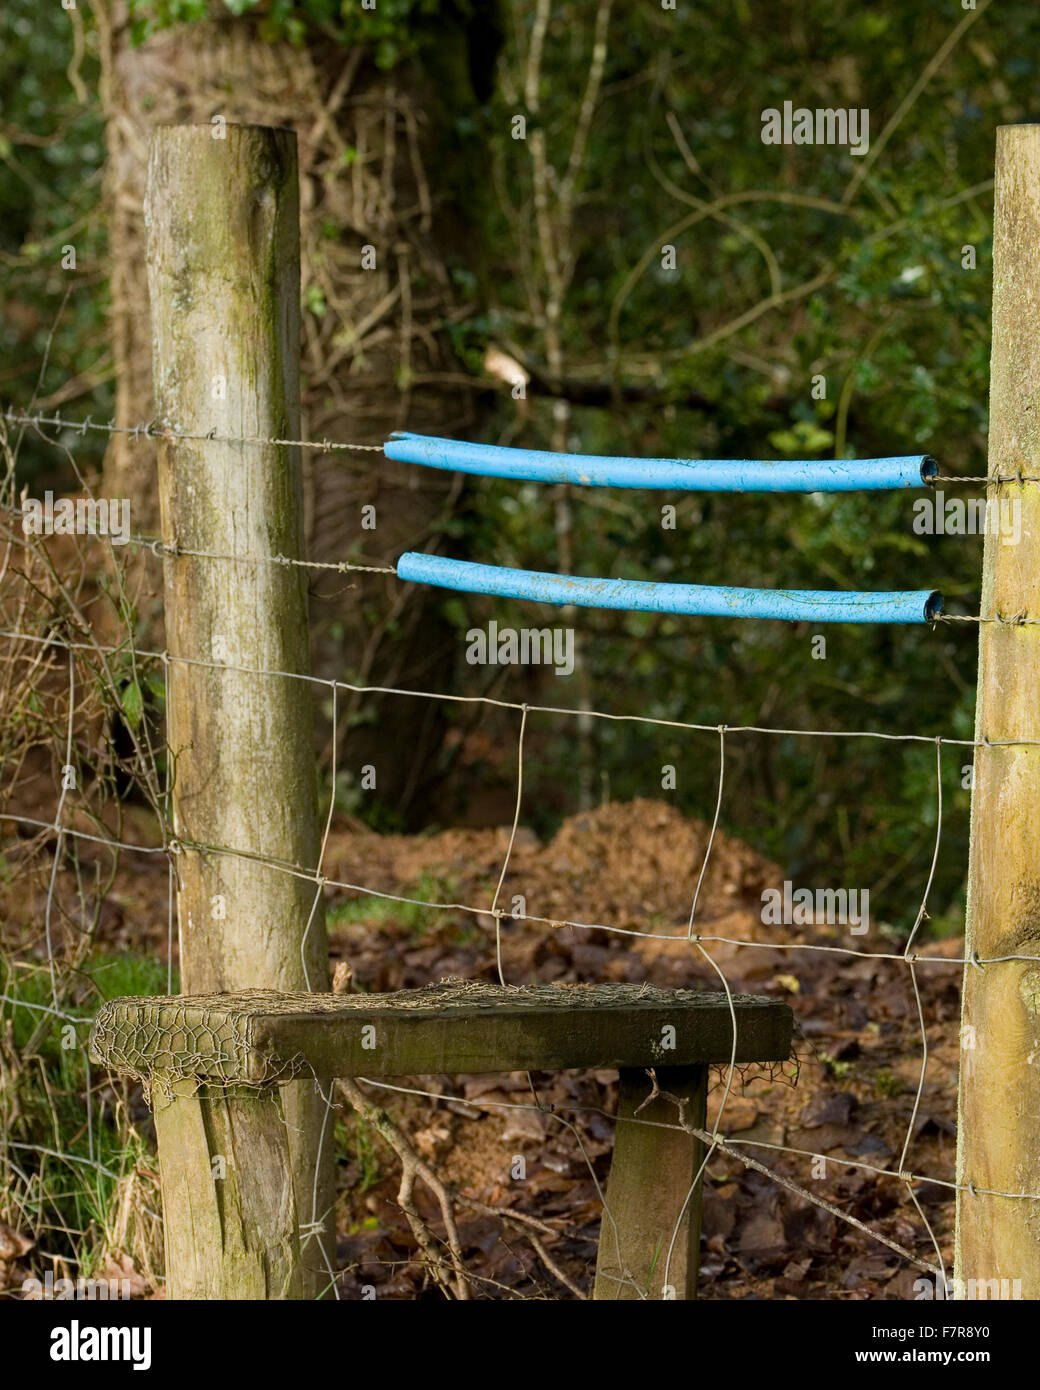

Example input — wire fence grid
[0,403,1020,1300]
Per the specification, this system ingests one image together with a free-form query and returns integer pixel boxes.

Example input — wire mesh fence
[0,403,1020,1301]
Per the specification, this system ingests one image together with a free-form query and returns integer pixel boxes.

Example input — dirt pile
[323,799,961,1300]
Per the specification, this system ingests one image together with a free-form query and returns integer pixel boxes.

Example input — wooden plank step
[90,977,793,1083]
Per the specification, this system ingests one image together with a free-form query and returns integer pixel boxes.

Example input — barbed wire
[930,473,1040,485]
[5,404,1037,486]
[0,498,397,577]
[7,406,1040,627]
[2,407,385,454]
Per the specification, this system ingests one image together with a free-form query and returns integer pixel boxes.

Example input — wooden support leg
[593,1065,707,1301]
[153,1080,303,1299]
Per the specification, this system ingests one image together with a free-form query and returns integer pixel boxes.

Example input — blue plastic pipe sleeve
[396,553,943,625]
[385,432,938,494]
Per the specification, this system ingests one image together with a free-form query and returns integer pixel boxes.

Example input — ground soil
[320,797,960,1300]
[2,796,962,1300]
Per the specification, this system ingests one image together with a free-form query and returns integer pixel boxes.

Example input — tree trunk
[95,1,483,817]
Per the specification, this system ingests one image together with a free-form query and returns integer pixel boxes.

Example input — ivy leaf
[120,680,144,730]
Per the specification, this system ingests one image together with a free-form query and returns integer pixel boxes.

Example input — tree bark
[148,123,331,1298]
[955,123,1040,1299]
[96,2,481,817]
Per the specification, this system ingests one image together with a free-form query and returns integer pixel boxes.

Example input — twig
[335,1077,471,1300]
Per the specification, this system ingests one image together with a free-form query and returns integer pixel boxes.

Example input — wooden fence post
[955,124,1040,1299]
[592,1066,707,1300]
[146,123,334,1298]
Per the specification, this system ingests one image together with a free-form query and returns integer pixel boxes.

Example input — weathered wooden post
[146,123,333,1297]
[955,124,1040,1298]
[592,1066,707,1300]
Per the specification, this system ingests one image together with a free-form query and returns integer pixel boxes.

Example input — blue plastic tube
[385,432,937,493]
[396,553,943,624]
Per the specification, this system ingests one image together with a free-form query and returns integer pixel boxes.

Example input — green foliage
[127,0,468,67]
[874,1068,901,1099]
[0,2,109,487]
[337,1115,382,1194]
[119,679,145,731]
[7,0,1038,934]
[0,951,175,1277]
[420,0,1040,929]
[327,874,460,939]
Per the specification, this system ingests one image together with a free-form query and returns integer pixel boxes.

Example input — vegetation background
[0,0,1032,1295]
[5,0,1024,936]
